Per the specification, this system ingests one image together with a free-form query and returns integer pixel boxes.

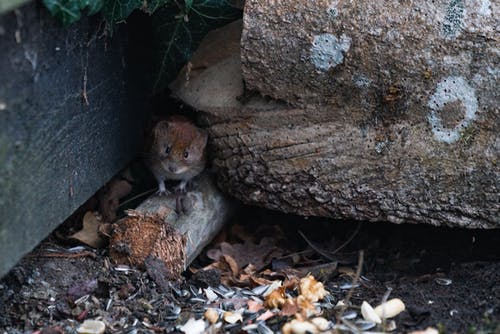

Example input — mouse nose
[168,164,177,173]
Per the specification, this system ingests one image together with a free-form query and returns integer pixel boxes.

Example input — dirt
[0,207,498,333]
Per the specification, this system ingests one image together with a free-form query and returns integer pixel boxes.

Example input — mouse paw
[175,180,188,193]
[156,189,171,196]
[156,182,170,196]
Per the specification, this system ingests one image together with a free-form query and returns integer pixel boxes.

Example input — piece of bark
[205,101,498,228]
[109,173,234,277]
[170,20,244,115]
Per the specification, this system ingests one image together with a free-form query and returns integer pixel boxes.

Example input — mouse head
[152,117,208,174]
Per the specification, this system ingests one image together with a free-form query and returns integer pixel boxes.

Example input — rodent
[147,115,208,194]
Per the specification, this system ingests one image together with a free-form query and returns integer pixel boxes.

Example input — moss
[459,124,479,148]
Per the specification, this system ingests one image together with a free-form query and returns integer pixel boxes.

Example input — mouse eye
[183,150,189,159]
[165,145,171,155]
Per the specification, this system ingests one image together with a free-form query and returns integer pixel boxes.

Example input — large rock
[171,3,499,228]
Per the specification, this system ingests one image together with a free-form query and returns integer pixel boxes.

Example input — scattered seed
[178,318,205,334]
[361,301,382,324]
[204,287,218,302]
[114,265,133,273]
[222,301,235,310]
[76,319,106,334]
[170,284,189,297]
[282,319,319,334]
[67,246,88,252]
[374,298,406,319]
[434,278,452,286]
[74,295,90,305]
[105,299,113,311]
[164,305,181,320]
[256,322,274,334]
[335,299,347,309]
[190,285,201,297]
[341,310,357,320]
[385,319,397,331]
[223,311,243,324]
[189,297,206,303]
[242,289,258,297]
[241,324,259,331]
[409,327,439,334]
[310,317,330,331]
[340,282,360,290]
[354,319,377,330]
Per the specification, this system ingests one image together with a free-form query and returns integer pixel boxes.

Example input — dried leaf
[247,299,264,313]
[256,310,275,321]
[249,275,275,287]
[219,237,285,271]
[223,311,243,324]
[283,277,300,291]
[70,212,105,248]
[222,254,240,277]
[280,298,299,317]
[299,275,328,302]
[204,308,219,324]
[264,286,286,309]
[99,177,132,222]
[296,295,318,318]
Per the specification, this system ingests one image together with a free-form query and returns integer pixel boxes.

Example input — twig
[298,222,362,261]
[276,249,314,260]
[82,66,89,106]
[28,251,96,259]
[329,222,362,256]
[298,230,336,261]
[118,189,156,209]
[337,250,364,323]
[380,287,393,331]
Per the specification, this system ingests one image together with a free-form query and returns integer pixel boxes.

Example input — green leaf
[152,0,241,93]
[42,0,83,25]
[143,0,170,14]
[83,0,104,15]
[184,0,193,11]
[42,0,104,25]
[103,0,143,25]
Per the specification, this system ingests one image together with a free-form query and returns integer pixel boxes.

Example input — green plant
[151,0,241,92]
[42,0,242,92]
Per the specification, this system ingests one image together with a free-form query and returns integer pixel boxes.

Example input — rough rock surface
[173,2,499,228]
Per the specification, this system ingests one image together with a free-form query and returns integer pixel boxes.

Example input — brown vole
[147,115,208,194]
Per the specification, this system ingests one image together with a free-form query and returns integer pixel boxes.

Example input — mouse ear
[199,128,209,147]
[153,120,169,137]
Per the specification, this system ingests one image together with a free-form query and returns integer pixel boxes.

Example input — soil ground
[0,207,498,333]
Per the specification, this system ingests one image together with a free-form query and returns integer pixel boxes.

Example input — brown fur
[147,115,208,193]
